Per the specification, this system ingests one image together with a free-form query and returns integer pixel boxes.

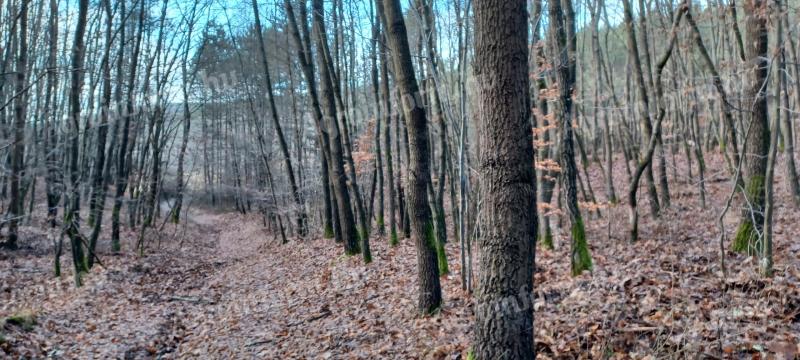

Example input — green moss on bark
[323,223,335,239]
[466,348,475,360]
[436,240,449,275]
[5,311,37,331]
[360,227,372,264]
[426,222,449,275]
[539,228,554,250]
[745,175,765,200]
[570,217,592,276]
[733,175,765,255]
[424,222,437,250]
[732,219,756,254]
[344,248,360,256]
[390,229,399,246]
[345,234,361,256]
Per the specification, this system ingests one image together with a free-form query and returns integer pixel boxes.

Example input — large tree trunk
[87,0,115,268]
[380,0,441,314]
[172,4,199,224]
[111,0,145,252]
[531,0,556,249]
[283,0,337,240]
[627,4,686,243]
[370,6,385,236]
[309,0,361,257]
[590,0,617,204]
[761,3,784,276]
[413,0,449,274]
[316,1,372,248]
[320,150,335,239]
[549,0,592,275]
[377,27,398,246]
[252,0,307,236]
[137,0,169,254]
[6,0,28,250]
[472,0,536,357]
[621,0,661,218]
[456,0,472,292]
[732,0,769,255]
[64,0,90,286]
[636,0,671,209]
[775,3,800,206]
[44,0,62,275]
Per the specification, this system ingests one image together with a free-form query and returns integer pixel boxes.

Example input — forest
[0,0,799,357]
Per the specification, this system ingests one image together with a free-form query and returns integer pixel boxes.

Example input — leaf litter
[0,153,799,358]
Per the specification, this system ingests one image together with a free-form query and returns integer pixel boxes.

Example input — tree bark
[549,0,592,275]
[44,0,61,275]
[308,0,361,257]
[111,0,145,251]
[621,0,661,218]
[380,0,442,314]
[589,0,617,204]
[87,0,115,267]
[377,26,398,246]
[732,0,769,255]
[284,0,338,240]
[627,3,686,243]
[6,0,28,250]
[65,0,91,286]
[775,5,800,206]
[761,3,783,275]
[252,0,307,236]
[171,3,200,224]
[472,0,536,357]
[370,5,385,236]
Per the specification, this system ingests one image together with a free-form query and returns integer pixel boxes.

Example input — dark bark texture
[472,0,536,358]
[381,0,442,314]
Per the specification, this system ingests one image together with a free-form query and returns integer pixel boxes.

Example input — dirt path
[168,213,471,358]
[1,211,257,358]
[1,210,470,359]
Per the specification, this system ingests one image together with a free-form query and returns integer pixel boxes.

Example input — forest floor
[2,153,800,359]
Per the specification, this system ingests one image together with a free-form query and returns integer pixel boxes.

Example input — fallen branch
[167,296,214,305]
[620,326,659,333]
[287,309,331,327]
[245,339,273,347]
